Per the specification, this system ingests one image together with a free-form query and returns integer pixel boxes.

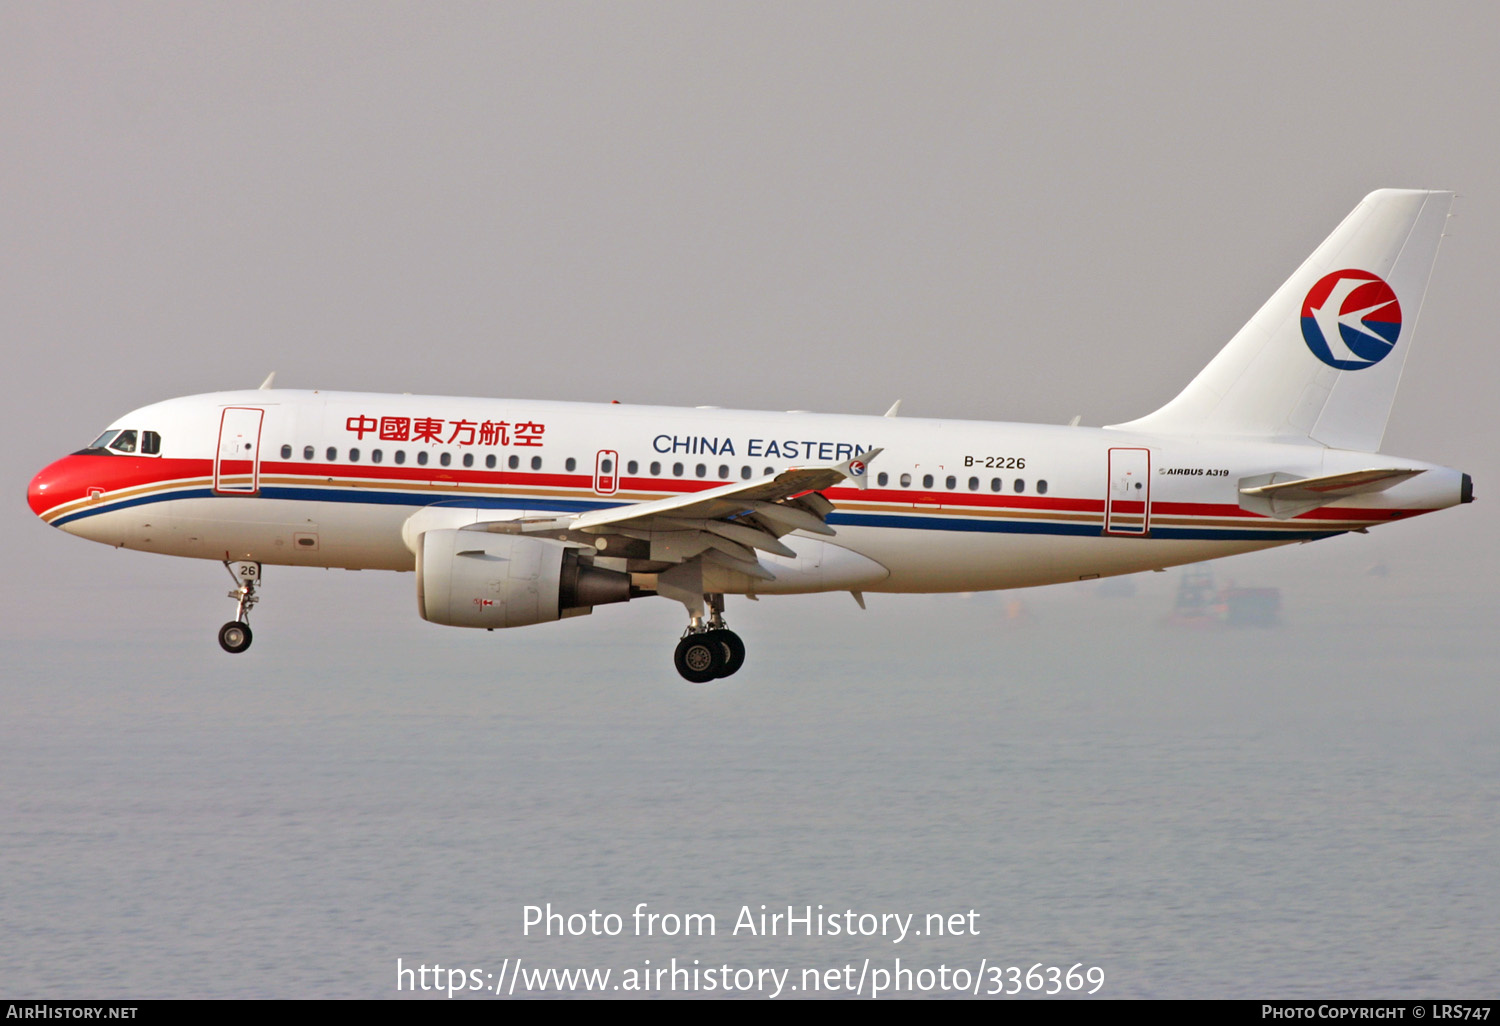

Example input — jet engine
[416,529,631,628]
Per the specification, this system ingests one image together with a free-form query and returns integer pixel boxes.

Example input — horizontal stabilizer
[1238,467,1424,518]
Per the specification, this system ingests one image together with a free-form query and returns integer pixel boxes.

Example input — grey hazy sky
[3,1,1494,645]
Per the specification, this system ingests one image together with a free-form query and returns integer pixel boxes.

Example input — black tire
[674,633,724,683]
[715,629,746,678]
[218,620,253,654]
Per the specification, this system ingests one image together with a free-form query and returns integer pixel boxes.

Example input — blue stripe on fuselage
[51,483,1345,543]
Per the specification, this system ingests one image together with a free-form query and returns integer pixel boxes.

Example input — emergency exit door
[594,449,619,495]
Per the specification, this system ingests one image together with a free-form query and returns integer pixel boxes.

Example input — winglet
[836,447,883,490]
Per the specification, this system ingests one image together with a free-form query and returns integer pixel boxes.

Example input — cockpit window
[83,428,162,456]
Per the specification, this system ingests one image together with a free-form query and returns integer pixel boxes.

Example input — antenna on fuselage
[884,400,902,418]
[258,372,276,390]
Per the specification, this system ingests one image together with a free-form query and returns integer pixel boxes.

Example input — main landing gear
[218,560,260,654]
[673,593,745,683]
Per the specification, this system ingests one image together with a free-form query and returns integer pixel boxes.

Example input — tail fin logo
[1300,270,1403,370]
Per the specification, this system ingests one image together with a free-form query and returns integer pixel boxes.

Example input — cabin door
[214,407,264,494]
[1104,447,1151,535]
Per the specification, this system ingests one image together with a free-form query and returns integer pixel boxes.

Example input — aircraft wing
[571,448,881,531]
[496,448,882,580]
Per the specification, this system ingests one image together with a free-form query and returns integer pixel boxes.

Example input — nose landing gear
[218,560,260,654]
[672,592,745,683]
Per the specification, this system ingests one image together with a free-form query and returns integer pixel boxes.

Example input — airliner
[26,190,1474,681]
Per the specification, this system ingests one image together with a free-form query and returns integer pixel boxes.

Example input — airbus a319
[27,190,1473,681]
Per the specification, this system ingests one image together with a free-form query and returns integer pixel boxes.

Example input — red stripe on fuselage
[28,453,1430,528]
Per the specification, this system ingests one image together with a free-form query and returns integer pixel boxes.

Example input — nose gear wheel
[218,560,261,654]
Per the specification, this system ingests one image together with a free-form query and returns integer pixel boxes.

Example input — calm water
[3,547,1496,998]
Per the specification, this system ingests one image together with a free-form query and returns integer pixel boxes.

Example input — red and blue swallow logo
[1300,269,1402,370]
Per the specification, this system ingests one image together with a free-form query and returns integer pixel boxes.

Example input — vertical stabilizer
[1109,189,1452,451]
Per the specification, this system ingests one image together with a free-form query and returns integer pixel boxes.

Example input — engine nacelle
[417,529,631,628]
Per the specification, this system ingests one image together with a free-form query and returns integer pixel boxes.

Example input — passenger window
[900,473,912,487]
[650,461,661,476]
[718,465,729,479]
[695,464,707,478]
[417,451,429,466]
[602,459,613,474]
[326,447,337,461]
[741,466,752,480]
[1015,479,1025,493]
[462,453,473,468]
[968,476,979,491]
[990,478,1001,492]
[531,456,542,470]
[565,457,577,472]
[945,475,956,490]
[439,452,451,467]
[508,455,519,470]
[349,448,360,462]
[281,444,292,459]
[877,472,888,486]
[922,474,934,488]
[1037,480,1048,495]
[764,467,774,477]
[627,460,638,475]
[673,463,684,477]
[485,455,496,469]
[371,449,383,464]
[303,446,315,460]
[396,451,407,465]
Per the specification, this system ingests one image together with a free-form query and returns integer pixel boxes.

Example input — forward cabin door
[1104,447,1151,535]
[214,407,265,494]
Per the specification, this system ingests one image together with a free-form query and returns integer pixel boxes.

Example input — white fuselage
[31,389,1467,595]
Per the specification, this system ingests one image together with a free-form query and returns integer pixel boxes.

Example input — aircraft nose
[28,457,70,520]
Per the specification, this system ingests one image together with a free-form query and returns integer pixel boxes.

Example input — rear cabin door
[1104,447,1151,535]
[215,407,264,494]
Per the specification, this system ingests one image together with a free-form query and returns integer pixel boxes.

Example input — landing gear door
[594,449,619,495]
[1104,447,1151,535]
[215,407,264,494]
